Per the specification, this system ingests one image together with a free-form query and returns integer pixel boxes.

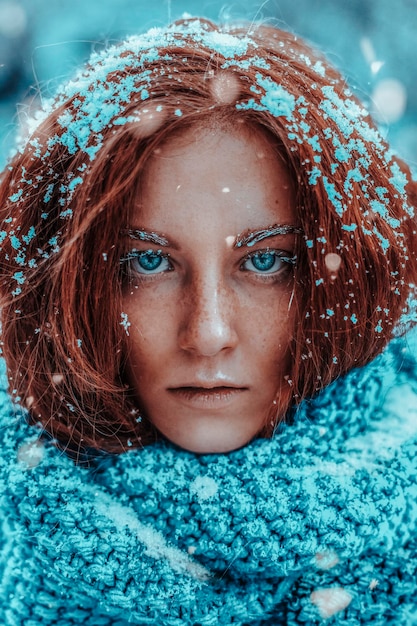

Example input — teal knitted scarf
[1,331,417,625]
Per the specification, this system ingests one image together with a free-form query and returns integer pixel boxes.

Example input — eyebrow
[234,224,304,248]
[120,228,170,246]
[120,223,304,249]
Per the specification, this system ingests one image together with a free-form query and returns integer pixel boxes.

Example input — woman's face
[122,122,298,453]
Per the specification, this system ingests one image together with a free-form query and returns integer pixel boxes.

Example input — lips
[167,384,248,410]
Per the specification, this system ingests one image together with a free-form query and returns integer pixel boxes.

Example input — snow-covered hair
[0,18,416,454]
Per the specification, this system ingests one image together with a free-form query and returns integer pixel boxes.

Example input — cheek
[245,290,295,361]
[254,296,295,414]
[122,290,176,371]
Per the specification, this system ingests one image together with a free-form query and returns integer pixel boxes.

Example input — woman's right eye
[123,250,172,275]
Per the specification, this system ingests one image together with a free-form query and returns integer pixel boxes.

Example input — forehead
[133,122,297,238]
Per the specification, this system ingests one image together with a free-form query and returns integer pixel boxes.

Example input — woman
[0,17,416,625]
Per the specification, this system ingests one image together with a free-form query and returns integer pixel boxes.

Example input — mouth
[167,385,248,409]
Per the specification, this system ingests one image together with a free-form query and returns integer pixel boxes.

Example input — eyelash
[120,248,296,282]
[241,249,296,279]
[120,249,173,281]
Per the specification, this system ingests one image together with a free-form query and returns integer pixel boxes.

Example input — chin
[164,432,257,455]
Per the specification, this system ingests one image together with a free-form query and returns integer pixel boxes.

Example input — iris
[243,250,294,275]
[137,251,164,272]
[122,249,171,275]
[250,251,277,272]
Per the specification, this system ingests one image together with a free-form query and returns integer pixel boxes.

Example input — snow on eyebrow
[121,228,169,246]
[234,224,304,248]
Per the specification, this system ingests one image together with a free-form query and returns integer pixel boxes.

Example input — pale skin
[122,122,298,453]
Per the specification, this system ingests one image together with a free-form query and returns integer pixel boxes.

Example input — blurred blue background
[0,0,416,170]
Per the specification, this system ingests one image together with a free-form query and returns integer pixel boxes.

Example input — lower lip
[168,387,247,409]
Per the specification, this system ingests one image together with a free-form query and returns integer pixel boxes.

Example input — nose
[178,275,238,357]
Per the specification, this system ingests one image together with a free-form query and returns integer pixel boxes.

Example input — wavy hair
[0,18,416,454]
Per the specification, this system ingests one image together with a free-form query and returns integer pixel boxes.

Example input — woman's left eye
[241,250,295,275]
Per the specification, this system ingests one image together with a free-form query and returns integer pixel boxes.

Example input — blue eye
[124,250,171,275]
[242,250,295,274]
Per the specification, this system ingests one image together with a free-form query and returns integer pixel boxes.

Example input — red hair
[0,18,416,454]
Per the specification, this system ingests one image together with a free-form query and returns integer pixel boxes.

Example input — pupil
[253,252,275,271]
[139,252,162,271]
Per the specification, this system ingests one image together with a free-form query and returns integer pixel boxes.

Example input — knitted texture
[0,331,417,625]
